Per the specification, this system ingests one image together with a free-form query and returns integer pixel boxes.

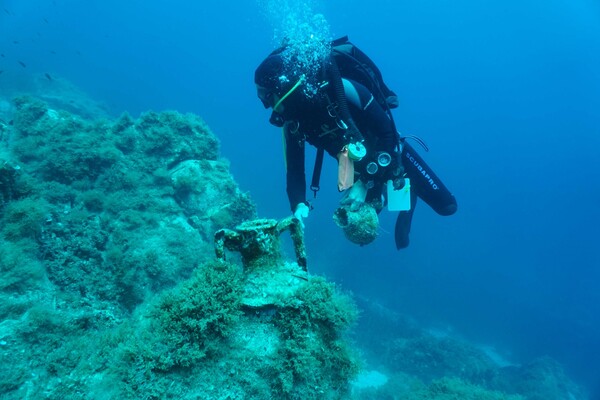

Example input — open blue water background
[2,0,599,395]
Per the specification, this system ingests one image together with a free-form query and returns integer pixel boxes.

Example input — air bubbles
[258,0,332,98]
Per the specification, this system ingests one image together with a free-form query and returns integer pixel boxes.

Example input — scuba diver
[254,36,457,249]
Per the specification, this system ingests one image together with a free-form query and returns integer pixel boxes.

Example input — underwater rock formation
[1,96,255,311]
[0,94,589,400]
[0,95,359,399]
[350,297,589,400]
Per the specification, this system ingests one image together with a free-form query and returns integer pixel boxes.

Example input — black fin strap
[310,147,325,198]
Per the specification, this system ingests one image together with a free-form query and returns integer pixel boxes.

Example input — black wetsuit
[283,79,457,249]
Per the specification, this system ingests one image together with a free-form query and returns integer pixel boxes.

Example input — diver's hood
[256,48,327,127]
[255,52,286,108]
[255,50,307,105]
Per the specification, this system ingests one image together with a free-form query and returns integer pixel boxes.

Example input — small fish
[13,40,19,45]
[43,18,49,23]
[3,8,10,15]
[50,50,56,55]
[18,60,26,68]
[1,54,5,58]
[0,70,4,75]
[45,73,52,80]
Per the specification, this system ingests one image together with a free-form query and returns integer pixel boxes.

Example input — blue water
[2,0,599,395]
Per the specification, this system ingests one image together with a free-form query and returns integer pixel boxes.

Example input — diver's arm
[344,79,398,153]
[283,124,307,211]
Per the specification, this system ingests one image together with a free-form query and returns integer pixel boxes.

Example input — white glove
[293,202,310,228]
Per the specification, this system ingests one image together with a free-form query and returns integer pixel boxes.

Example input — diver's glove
[293,202,310,228]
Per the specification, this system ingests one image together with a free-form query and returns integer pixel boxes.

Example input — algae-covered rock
[352,373,526,400]
[33,254,359,399]
[490,356,589,400]
[171,158,255,240]
[384,334,498,385]
[0,160,25,206]
[0,96,260,398]
[0,95,362,400]
[0,96,256,313]
[135,110,219,167]
[0,94,588,400]
[350,297,590,400]
[406,377,525,400]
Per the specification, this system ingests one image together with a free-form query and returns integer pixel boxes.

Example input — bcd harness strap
[310,54,366,199]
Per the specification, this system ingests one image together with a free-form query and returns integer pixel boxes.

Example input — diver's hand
[293,202,310,228]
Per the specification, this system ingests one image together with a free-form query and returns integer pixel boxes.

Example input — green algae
[0,96,360,399]
[0,94,588,400]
